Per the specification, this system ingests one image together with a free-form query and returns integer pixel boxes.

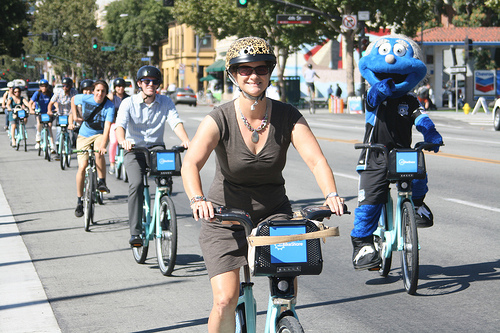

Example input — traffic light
[92,37,98,50]
[163,0,174,6]
[237,0,248,8]
[465,38,473,58]
[23,62,27,68]
[46,52,50,60]
[52,29,58,46]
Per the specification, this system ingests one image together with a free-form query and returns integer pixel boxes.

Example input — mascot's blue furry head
[359,34,427,98]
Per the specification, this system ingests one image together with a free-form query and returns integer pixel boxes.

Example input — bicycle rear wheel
[156,195,177,276]
[83,170,94,231]
[133,209,149,264]
[375,207,392,277]
[276,314,304,333]
[401,200,419,295]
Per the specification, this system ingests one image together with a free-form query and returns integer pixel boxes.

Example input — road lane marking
[443,198,500,213]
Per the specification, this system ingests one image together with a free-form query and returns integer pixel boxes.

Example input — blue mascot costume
[352,34,443,270]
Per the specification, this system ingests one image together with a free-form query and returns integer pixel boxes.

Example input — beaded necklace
[238,99,270,143]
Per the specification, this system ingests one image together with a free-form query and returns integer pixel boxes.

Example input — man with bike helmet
[181,37,345,331]
[2,81,15,130]
[48,77,78,154]
[116,65,190,247]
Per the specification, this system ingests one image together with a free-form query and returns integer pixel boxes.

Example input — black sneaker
[415,203,433,228]
[351,236,381,270]
[97,180,110,194]
[75,203,84,218]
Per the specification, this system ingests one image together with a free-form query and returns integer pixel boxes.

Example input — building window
[199,34,212,49]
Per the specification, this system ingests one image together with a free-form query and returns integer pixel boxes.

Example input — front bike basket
[58,115,69,126]
[17,109,27,119]
[149,149,182,176]
[387,148,426,180]
[250,219,323,277]
[41,113,51,123]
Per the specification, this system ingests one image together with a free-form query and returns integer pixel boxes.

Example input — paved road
[0,105,498,332]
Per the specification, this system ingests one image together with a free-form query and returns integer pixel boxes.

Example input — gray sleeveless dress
[199,99,303,279]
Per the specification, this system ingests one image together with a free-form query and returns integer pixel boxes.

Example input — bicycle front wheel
[235,303,247,333]
[65,137,72,167]
[83,170,94,231]
[59,136,66,170]
[23,125,27,152]
[276,314,304,333]
[401,200,419,295]
[156,195,178,276]
[38,131,43,156]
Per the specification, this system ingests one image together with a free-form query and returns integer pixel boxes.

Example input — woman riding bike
[107,78,129,175]
[181,37,345,332]
[29,79,53,149]
[7,86,30,147]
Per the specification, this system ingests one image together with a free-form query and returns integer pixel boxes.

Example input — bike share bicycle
[35,108,53,161]
[114,146,128,182]
[10,105,29,151]
[355,141,443,295]
[130,146,186,276]
[73,144,104,231]
[55,114,72,170]
[214,205,347,332]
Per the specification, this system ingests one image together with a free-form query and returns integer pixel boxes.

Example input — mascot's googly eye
[379,42,392,55]
[393,44,407,57]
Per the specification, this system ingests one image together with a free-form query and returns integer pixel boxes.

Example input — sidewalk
[0,184,61,333]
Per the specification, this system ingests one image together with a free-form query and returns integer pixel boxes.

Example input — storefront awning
[200,74,217,82]
[205,59,225,72]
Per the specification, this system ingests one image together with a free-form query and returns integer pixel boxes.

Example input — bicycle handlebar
[130,145,187,170]
[213,205,350,236]
[354,141,444,154]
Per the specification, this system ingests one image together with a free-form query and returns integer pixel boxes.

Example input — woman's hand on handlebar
[324,195,345,216]
[191,199,214,221]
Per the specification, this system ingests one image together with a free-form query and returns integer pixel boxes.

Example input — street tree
[173,0,326,101]
[0,0,30,58]
[174,0,429,99]
[103,0,173,79]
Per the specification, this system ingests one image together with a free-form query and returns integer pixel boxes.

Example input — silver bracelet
[325,192,339,199]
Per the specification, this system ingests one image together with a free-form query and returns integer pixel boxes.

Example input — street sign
[444,66,467,75]
[141,57,150,62]
[101,46,116,51]
[358,11,370,21]
[34,57,44,62]
[27,66,35,69]
[276,14,313,24]
[147,51,154,57]
[342,15,357,30]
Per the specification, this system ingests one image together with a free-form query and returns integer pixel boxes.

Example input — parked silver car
[169,88,197,107]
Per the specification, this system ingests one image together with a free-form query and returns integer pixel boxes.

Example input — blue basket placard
[156,151,176,171]
[59,115,68,125]
[41,114,50,122]
[270,225,307,264]
[17,110,26,118]
[396,151,418,173]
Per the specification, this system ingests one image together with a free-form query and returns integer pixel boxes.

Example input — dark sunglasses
[236,65,270,76]
[40,84,48,87]
[62,84,71,87]
[141,78,161,85]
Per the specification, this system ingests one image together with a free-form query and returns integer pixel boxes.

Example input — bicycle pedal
[368,266,381,271]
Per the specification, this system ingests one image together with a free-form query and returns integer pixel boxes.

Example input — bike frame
[141,176,170,246]
[374,184,416,259]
